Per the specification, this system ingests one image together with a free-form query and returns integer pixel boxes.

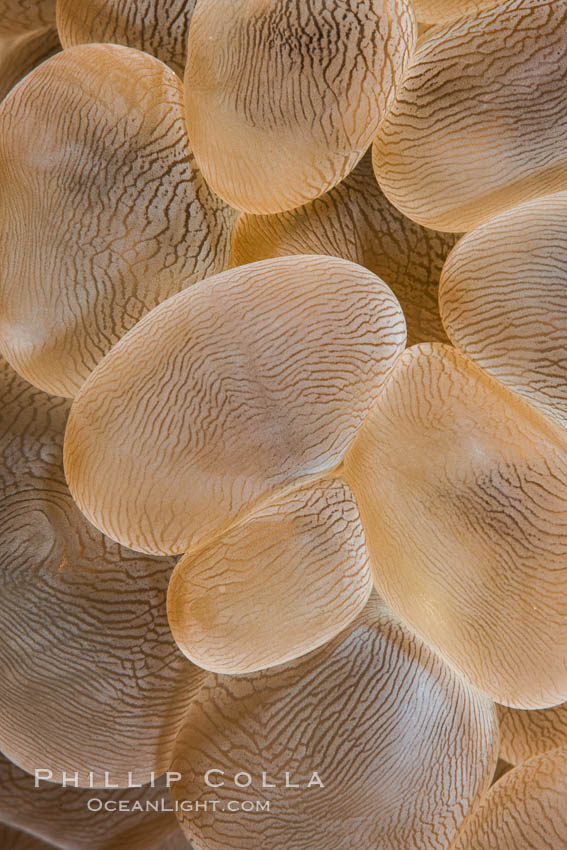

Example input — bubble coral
[171,595,497,850]
[167,479,372,673]
[232,151,459,346]
[410,0,502,24]
[184,0,416,213]
[0,0,55,36]
[64,255,406,556]
[343,343,567,709]
[439,192,567,429]
[451,748,567,849]
[2,0,566,844]
[56,0,196,78]
[0,825,55,850]
[0,357,204,786]
[373,0,567,232]
[0,26,60,103]
[0,44,234,398]
[497,703,567,765]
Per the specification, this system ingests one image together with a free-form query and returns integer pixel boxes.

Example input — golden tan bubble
[171,596,497,850]
[57,0,196,77]
[498,703,567,765]
[167,479,372,674]
[411,0,502,24]
[440,192,567,429]
[374,0,567,232]
[64,255,406,556]
[0,44,234,397]
[344,343,567,708]
[451,748,567,849]
[184,0,415,213]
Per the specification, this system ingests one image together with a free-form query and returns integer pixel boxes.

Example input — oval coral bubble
[440,192,567,429]
[451,748,567,850]
[170,595,497,850]
[184,0,415,213]
[344,343,567,708]
[498,703,567,765]
[410,0,502,24]
[57,0,196,77]
[374,0,567,232]
[64,255,406,556]
[167,479,372,674]
[0,44,234,397]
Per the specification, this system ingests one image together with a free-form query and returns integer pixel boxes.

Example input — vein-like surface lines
[451,748,567,850]
[171,596,497,850]
[0,43,234,397]
[373,0,567,232]
[167,479,372,674]
[232,151,458,345]
[0,0,55,35]
[498,703,567,764]
[343,343,567,709]
[0,753,191,850]
[0,26,60,103]
[64,255,406,556]
[0,359,204,785]
[440,192,567,429]
[57,0,196,77]
[0,824,55,850]
[410,0,501,24]
[184,0,416,213]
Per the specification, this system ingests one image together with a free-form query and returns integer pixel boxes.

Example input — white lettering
[104,771,118,789]
[205,769,225,788]
[284,772,299,788]
[126,772,142,788]
[34,770,52,788]
[307,771,325,788]
[261,772,276,788]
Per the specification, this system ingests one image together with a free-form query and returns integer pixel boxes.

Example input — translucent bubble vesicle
[167,479,372,674]
[184,0,416,213]
[440,192,567,429]
[171,597,497,850]
[374,0,567,232]
[57,0,196,77]
[64,255,406,556]
[344,343,567,709]
[0,44,234,397]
